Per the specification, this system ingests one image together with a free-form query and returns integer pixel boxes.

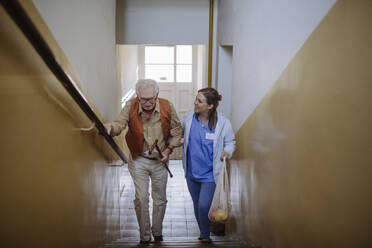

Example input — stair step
[105,237,253,248]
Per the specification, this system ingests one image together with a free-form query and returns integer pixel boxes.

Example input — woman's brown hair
[196,88,221,130]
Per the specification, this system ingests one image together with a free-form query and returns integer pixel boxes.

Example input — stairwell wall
[0,1,123,247]
[220,1,372,247]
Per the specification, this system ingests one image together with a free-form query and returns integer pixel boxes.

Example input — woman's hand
[220,151,228,161]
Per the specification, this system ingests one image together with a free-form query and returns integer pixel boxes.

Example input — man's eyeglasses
[139,96,157,104]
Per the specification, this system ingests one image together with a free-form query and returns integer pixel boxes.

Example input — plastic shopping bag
[208,157,230,223]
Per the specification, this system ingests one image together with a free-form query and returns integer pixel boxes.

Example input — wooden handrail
[1,0,128,164]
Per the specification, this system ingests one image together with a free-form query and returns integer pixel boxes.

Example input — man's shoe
[198,233,203,240]
[154,235,163,242]
[138,239,151,247]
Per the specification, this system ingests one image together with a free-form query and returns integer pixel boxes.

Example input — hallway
[105,160,251,247]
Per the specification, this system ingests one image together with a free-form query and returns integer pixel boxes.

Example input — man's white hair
[135,79,159,96]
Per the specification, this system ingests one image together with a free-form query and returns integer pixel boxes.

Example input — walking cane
[149,139,173,178]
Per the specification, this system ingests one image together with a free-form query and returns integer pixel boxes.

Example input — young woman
[182,88,235,243]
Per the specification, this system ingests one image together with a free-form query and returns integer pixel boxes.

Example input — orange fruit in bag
[215,208,228,221]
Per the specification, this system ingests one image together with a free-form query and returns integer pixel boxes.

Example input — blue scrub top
[186,113,215,182]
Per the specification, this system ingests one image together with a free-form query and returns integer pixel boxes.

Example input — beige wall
[227,0,372,247]
[0,1,123,247]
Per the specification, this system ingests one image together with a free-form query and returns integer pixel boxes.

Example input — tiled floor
[119,160,200,240]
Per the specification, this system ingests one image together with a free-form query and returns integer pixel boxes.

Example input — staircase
[109,161,253,248]
[105,236,252,247]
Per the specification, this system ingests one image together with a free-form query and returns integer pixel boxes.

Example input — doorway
[117,44,206,121]
[117,44,206,159]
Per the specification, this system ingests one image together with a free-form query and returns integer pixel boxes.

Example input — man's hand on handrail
[103,123,112,136]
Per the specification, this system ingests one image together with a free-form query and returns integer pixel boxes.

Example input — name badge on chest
[205,133,215,140]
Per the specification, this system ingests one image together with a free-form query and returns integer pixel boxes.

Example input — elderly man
[104,79,182,246]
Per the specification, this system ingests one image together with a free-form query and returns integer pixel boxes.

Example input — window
[144,45,192,83]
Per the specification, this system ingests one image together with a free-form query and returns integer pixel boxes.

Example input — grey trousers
[128,156,168,241]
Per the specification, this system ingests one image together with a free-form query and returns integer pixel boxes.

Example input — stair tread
[105,238,253,248]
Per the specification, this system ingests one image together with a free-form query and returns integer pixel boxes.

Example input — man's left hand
[161,148,171,163]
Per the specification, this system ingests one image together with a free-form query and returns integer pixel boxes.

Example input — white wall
[117,45,138,97]
[217,45,233,118]
[217,0,337,130]
[32,0,119,120]
[116,0,209,45]
[196,45,206,90]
